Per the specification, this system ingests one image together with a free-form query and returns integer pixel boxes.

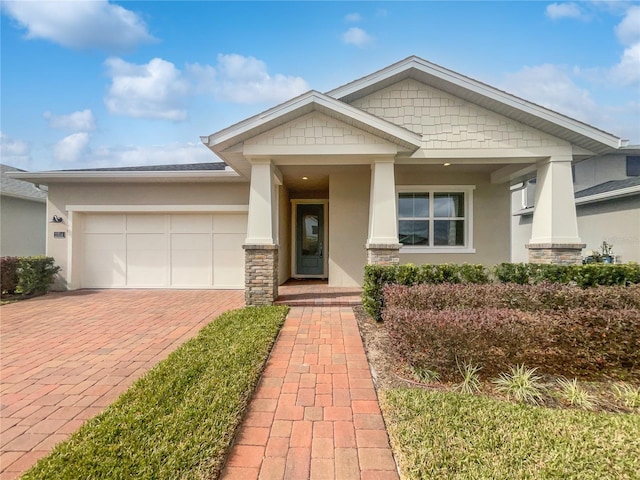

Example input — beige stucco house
[12,57,630,304]
[1,164,47,257]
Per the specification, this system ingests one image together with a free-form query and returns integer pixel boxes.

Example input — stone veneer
[526,243,586,265]
[243,244,278,306]
[366,243,402,265]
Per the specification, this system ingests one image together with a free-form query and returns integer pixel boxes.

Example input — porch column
[244,158,279,305]
[526,155,585,264]
[366,157,402,265]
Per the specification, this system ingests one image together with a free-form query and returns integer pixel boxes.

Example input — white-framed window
[397,185,475,253]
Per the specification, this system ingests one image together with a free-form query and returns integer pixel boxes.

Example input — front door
[295,203,324,276]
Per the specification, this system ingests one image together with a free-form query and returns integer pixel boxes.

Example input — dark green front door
[296,204,324,276]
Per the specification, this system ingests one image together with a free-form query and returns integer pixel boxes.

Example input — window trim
[397,185,475,254]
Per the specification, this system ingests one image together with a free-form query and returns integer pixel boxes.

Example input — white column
[367,157,399,245]
[529,155,582,244]
[245,158,276,244]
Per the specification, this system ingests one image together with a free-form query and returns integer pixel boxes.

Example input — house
[512,149,640,263]
[1,164,47,256]
[11,56,630,305]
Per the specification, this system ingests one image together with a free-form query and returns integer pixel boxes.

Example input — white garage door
[81,213,246,288]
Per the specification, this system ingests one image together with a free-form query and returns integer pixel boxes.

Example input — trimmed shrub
[1,256,20,294]
[383,284,640,380]
[362,263,490,320]
[384,283,640,312]
[493,262,640,287]
[17,256,60,295]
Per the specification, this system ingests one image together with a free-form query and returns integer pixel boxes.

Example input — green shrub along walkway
[22,306,289,480]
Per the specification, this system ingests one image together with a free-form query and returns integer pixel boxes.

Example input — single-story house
[512,149,640,263]
[12,56,630,304]
[1,164,47,257]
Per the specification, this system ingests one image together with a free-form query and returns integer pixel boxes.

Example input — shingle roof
[60,162,227,172]
[1,164,47,201]
[575,177,640,199]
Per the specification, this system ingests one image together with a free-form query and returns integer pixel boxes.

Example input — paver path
[220,306,399,480]
[0,289,244,480]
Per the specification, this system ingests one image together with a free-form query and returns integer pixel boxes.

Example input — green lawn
[381,389,640,480]
[23,306,289,480]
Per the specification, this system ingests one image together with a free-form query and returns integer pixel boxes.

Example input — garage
[80,213,246,288]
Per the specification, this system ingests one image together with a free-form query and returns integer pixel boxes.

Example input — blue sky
[1,1,639,171]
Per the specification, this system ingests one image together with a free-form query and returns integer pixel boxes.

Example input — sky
[1,0,639,172]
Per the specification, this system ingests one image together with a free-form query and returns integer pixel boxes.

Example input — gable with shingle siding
[244,112,389,147]
[349,78,566,150]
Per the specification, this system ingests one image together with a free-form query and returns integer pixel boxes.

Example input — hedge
[363,263,489,320]
[0,256,20,294]
[383,283,640,380]
[0,256,60,296]
[363,263,640,321]
[493,262,640,287]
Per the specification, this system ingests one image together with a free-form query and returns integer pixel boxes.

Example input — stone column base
[243,244,279,306]
[366,243,402,265]
[526,243,586,265]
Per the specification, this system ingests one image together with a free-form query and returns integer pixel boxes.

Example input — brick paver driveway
[0,289,244,479]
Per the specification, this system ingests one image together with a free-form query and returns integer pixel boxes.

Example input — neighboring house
[512,150,640,263]
[1,164,47,256]
[11,56,631,304]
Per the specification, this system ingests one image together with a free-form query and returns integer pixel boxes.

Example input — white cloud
[615,5,640,45]
[342,27,373,47]
[608,6,640,86]
[0,131,30,166]
[501,64,598,122]
[187,54,309,104]
[344,13,361,23]
[545,2,586,20]
[54,132,90,163]
[87,142,215,168]
[44,109,96,132]
[1,0,155,52]
[104,57,189,120]
[610,42,640,85]
[103,54,308,119]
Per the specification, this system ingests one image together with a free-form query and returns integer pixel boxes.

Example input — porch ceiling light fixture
[443,162,451,167]
[302,176,309,180]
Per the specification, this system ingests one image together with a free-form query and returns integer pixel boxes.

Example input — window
[398,186,474,252]
[627,156,640,176]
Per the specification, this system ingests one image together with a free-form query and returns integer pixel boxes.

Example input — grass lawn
[23,305,289,480]
[381,389,640,480]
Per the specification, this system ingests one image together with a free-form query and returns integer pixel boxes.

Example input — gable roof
[1,164,47,202]
[327,56,622,154]
[203,90,422,152]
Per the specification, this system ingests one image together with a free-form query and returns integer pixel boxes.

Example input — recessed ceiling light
[443,163,451,167]
[302,176,308,180]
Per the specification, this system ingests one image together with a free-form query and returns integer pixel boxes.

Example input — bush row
[383,302,640,380]
[363,263,489,320]
[0,256,60,296]
[493,262,640,287]
[383,283,640,312]
[363,263,640,320]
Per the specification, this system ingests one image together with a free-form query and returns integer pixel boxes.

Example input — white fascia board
[513,185,640,216]
[202,90,422,151]
[328,56,621,149]
[8,170,244,185]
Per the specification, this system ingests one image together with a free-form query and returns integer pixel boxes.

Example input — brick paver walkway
[220,306,399,480]
[0,289,244,479]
